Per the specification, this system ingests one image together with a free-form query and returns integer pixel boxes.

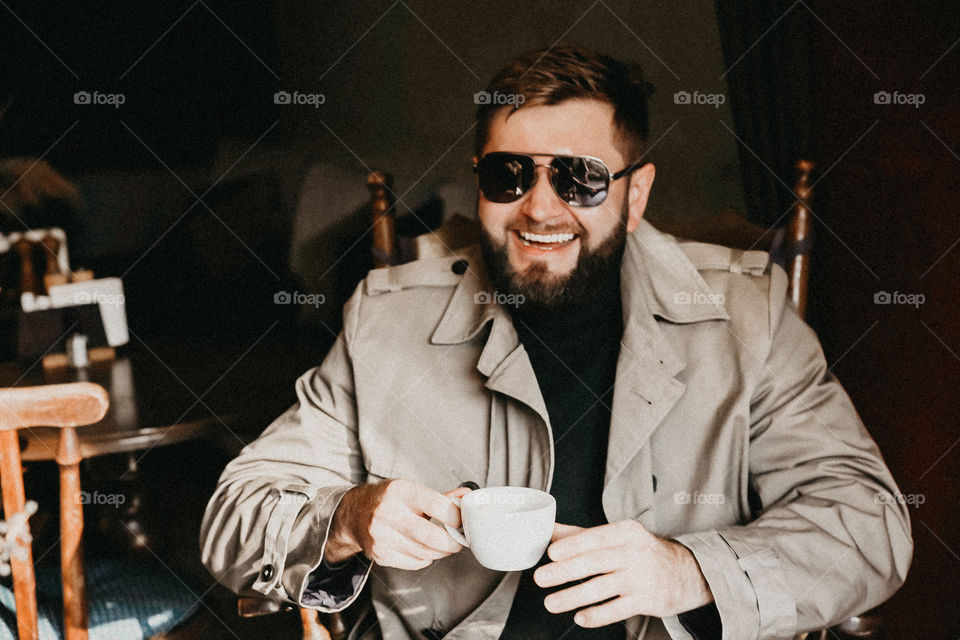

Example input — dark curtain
[714,0,816,226]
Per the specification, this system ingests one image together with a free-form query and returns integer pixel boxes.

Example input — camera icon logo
[874,291,891,304]
[673,91,691,105]
[673,291,692,304]
[873,91,891,105]
[74,91,91,105]
[274,291,292,304]
[274,91,292,105]
[474,291,492,304]
[473,91,492,105]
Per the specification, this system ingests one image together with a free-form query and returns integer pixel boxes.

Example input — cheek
[578,208,623,247]
[477,204,514,240]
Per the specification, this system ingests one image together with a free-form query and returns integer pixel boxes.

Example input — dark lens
[551,156,610,207]
[477,153,534,203]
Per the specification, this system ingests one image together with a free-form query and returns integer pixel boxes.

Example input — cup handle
[444,496,469,547]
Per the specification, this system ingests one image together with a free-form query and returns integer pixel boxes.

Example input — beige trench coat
[200,220,912,640]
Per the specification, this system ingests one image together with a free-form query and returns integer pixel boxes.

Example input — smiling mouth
[515,230,578,250]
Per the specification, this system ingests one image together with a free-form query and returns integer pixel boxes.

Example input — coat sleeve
[665,269,913,640]
[199,289,372,612]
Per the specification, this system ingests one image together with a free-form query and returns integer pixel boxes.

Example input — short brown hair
[474,43,652,164]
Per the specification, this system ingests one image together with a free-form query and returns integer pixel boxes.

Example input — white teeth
[518,231,575,244]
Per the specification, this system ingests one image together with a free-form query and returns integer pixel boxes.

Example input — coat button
[260,564,275,581]
[451,259,468,275]
[459,481,479,491]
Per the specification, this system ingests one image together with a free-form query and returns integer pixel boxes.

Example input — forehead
[482,98,624,164]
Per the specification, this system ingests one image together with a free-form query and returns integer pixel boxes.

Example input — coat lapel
[603,222,729,525]
[430,250,550,428]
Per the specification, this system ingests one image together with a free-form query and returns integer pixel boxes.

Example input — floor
[25,439,309,640]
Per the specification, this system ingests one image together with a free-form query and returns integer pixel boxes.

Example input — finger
[534,550,619,588]
[408,486,461,527]
[548,520,651,562]
[551,523,585,542]
[543,573,622,614]
[395,510,463,554]
[369,547,434,571]
[573,596,637,628]
[368,528,447,567]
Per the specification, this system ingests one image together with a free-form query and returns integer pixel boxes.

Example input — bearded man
[201,44,912,640]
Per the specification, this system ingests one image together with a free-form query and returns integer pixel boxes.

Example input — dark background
[2,1,958,637]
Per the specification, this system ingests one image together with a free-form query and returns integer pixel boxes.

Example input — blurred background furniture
[0,381,200,640]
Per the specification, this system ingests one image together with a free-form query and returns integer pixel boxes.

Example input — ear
[625,163,656,233]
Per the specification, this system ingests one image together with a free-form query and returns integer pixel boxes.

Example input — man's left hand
[533,520,714,627]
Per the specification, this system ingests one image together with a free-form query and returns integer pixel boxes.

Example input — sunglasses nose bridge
[519,163,568,220]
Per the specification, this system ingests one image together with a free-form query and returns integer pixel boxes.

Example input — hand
[533,520,714,626]
[324,479,467,570]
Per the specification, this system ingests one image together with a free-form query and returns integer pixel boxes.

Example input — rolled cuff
[292,485,373,613]
[668,529,796,640]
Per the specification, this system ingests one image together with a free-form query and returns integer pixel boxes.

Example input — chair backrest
[654,160,815,318]
[367,160,815,318]
[0,382,109,640]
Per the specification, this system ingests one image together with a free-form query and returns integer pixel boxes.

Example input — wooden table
[0,333,330,462]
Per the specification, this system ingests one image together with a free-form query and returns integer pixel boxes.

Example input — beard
[479,201,629,314]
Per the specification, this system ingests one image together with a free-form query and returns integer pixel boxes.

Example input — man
[201,44,912,639]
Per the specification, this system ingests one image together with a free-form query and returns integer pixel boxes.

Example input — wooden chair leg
[57,427,89,640]
[300,607,332,640]
[0,429,39,640]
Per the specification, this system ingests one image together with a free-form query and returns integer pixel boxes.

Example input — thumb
[443,486,473,500]
[551,523,585,542]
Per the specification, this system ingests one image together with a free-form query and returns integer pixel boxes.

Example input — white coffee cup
[445,486,556,571]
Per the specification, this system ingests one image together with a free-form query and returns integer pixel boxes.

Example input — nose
[519,165,566,223]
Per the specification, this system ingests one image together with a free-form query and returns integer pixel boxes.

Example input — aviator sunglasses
[473,152,645,208]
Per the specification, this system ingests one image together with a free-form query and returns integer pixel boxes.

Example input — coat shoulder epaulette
[364,252,474,296]
[676,240,770,277]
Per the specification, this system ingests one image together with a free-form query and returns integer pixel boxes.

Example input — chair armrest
[834,612,882,637]
[237,596,291,618]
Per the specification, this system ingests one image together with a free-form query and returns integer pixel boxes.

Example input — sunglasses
[473,152,643,208]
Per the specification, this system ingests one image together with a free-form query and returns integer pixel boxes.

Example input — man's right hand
[324,479,467,570]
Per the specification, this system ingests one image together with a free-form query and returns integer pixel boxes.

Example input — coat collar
[429,221,731,514]
[430,219,729,350]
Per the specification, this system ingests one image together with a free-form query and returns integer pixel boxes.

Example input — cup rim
[461,486,555,512]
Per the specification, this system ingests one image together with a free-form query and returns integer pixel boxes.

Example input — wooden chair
[243,161,878,640]
[653,159,814,318]
[0,382,200,640]
[366,162,883,639]
[367,161,813,316]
